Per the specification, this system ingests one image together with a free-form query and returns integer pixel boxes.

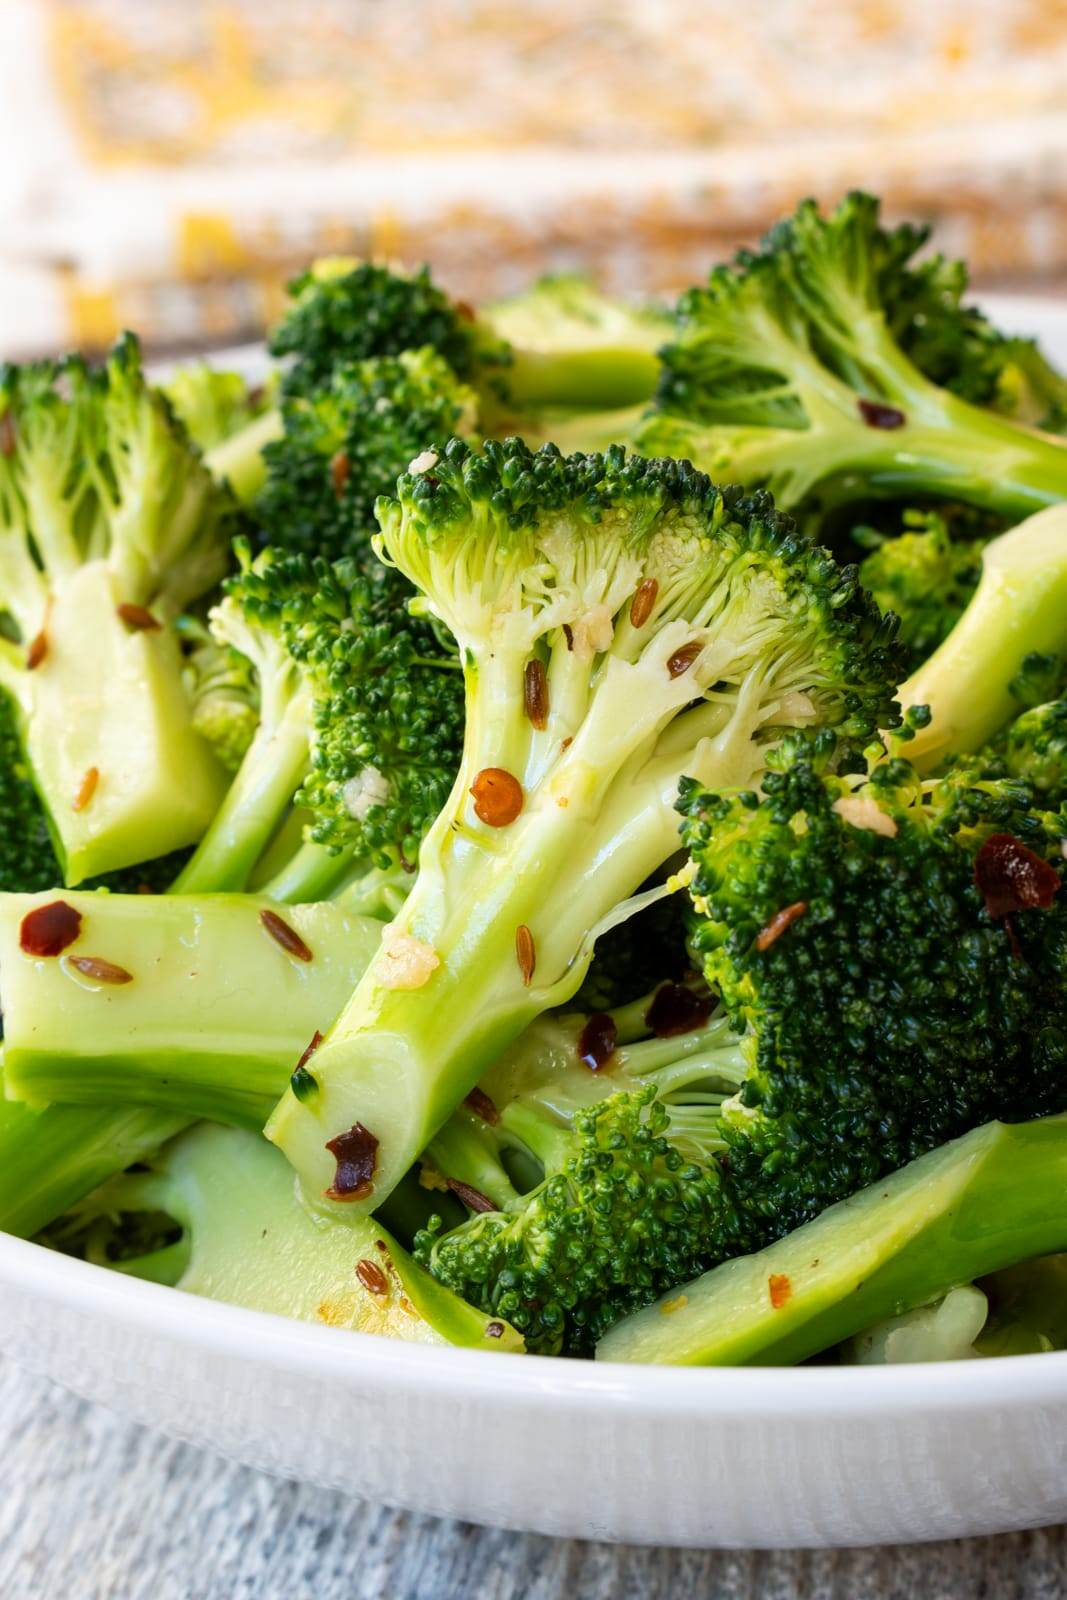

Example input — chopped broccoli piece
[640,192,1067,522]
[266,437,901,1217]
[162,364,274,453]
[1002,700,1067,796]
[0,335,239,883]
[45,1121,523,1349]
[855,506,991,672]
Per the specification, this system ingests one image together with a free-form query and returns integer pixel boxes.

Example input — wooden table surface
[1,1356,1065,1600]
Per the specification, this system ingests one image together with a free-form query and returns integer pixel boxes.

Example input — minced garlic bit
[408,448,439,475]
[418,1163,451,1193]
[661,1294,689,1316]
[374,922,441,990]
[569,604,614,659]
[343,765,391,821]
[832,793,898,838]
[777,690,816,721]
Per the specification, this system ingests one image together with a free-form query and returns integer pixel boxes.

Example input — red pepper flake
[447,1178,497,1214]
[25,629,48,670]
[562,623,574,651]
[857,398,906,429]
[0,410,16,456]
[66,955,133,985]
[523,658,549,730]
[464,1087,500,1125]
[485,1321,505,1339]
[259,907,313,962]
[19,899,82,957]
[578,1012,618,1072]
[768,1273,792,1309]
[455,300,476,323]
[470,767,523,827]
[630,577,659,629]
[975,833,1060,919]
[515,923,536,986]
[72,766,100,813]
[116,603,162,633]
[330,451,350,496]
[756,901,807,952]
[356,1259,389,1296]
[645,982,713,1038]
[667,641,703,679]
[324,1122,378,1202]
[295,1030,324,1073]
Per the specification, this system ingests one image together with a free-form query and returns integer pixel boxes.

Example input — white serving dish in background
[2,295,1067,1550]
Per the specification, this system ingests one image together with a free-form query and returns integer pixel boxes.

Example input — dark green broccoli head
[681,740,1067,1236]
[270,259,480,399]
[257,348,478,567]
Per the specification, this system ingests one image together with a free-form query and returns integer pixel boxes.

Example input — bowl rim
[5,1226,1067,1417]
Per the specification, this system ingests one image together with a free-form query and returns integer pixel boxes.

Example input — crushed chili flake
[470,766,523,827]
[72,766,99,813]
[356,1259,389,1296]
[857,398,906,429]
[515,923,536,986]
[455,300,476,323]
[259,908,313,962]
[0,410,16,457]
[578,1012,618,1071]
[768,1273,792,1309]
[562,623,574,651]
[447,1178,497,1214]
[324,1122,378,1201]
[25,629,48,670]
[756,901,807,952]
[975,833,1060,920]
[291,1029,324,1101]
[667,641,703,679]
[19,899,82,957]
[66,954,133,985]
[630,577,659,629]
[116,603,162,632]
[464,1087,500,1125]
[645,981,713,1038]
[484,1321,505,1339]
[523,658,549,730]
[296,1030,324,1072]
[330,451,350,495]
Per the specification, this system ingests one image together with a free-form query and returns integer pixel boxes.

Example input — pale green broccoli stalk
[266,437,901,1217]
[640,193,1067,522]
[596,1115,1067,1366]
[46,1121,523,1350]
[205,410,284,505]
[0,335,239,883]
[162,364,275,454]
[0,891,382,1128]
[899,503,1067,770]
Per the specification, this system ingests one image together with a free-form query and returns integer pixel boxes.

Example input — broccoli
[899,503,1067,770]
[171,539,463,898]
[265,437,901,1218]
[0,335,240,884]
[179,618,259,774]
[1002,700,1067,796]
[855,506,991,673]
[678,735,1067,1243]
[162,364,274,453]
[43,1121,522,1349]
[639,193,1067,523]
[596,1114,1067,1366]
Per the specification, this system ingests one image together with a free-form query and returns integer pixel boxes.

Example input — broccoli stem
[596,1114,1067,1366]
[503,349,662,411]
[0,893,382,1129]
[898,503,1067,768]
[204,409,282,504]
[258,838,364,904]
[0,1089,185,1239]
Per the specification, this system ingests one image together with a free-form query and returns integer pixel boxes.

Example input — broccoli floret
[856,507,989,672]
[1002,701,1067,796]
[640,193,1067,522]
[0,335,241,884]
[265,437,901,1215]
[679,737,1067,1242]
[42,1121,522,1349]
[899,504,1067,770]
[256,348,480,566]
[162,364,274,453]
[171,540,463,897]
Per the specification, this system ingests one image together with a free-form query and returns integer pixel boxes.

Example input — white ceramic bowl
[3,296,1067,1549]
